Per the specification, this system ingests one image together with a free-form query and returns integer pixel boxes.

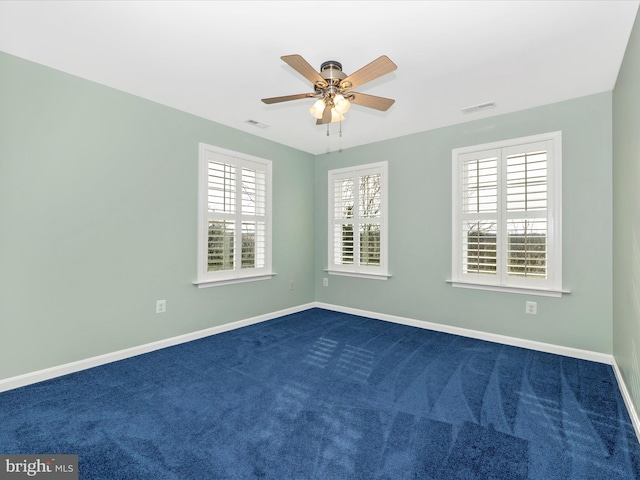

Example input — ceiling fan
[261,54,397,127]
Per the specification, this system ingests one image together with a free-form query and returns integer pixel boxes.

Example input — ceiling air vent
[244,119,270,129]
[461,102,497,115]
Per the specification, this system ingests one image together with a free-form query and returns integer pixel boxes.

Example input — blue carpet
[1,308,639,479]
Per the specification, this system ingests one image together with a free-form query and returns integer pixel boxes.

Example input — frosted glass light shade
[308,99,326,119]
[333,94,351,114]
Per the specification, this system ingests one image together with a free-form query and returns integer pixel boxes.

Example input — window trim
[194,143,273,288]
[327,161,389,278]
[450,131,566,296]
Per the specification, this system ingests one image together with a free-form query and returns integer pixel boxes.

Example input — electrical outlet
[525,301,537,315]
[289,280,295,291]
[323,277,329,287]
[156,299,166,314]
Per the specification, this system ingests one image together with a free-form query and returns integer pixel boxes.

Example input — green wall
[0,47,620,384]
[0,52,316,380]
[315,92,614,354]
[613,10,640,419]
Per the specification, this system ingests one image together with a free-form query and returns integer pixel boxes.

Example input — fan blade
[281,54,327,87]
[349,92,395,111]
[340,55,397,90]
[262,93,315,104]
[316,105,333,125]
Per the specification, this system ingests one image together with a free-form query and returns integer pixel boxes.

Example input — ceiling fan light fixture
[262,54,397,132]
[308,99,326,119]
[333,94,351,114]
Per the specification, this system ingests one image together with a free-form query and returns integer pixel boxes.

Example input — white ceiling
[1,1,638,155]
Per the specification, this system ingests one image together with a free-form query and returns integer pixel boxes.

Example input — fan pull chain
[325,121,343,137]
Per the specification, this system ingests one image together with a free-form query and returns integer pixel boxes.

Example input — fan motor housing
[320,61,346,82]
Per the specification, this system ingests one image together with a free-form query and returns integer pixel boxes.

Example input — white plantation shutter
[240,167,267,269]
[196,144,273,287]
[333,177,355,265]
[207,220,235,271]
[505,143,548,280]
[328,162,388,278]
[452,132,562,294]
[462,153,498,214]
[207,162,236,272]
[506,147,547,212]
[359,174,382,267]
[208,162,236,214]
[463,220,497,275]
[506,218,547,279]
[461,152,498,277]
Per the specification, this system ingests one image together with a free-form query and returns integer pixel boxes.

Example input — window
[195,144,273,287]
[328,162,389,279]
[451,132,563,296]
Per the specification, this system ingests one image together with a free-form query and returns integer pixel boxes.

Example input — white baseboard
[0,301,616,392]
[313,302,613,365]
[612,358,640,443]
[0,303,315,393]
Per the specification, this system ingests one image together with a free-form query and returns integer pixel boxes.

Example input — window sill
[446,280,570,298]
[325,270,391,280]
[193,273,276,288]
